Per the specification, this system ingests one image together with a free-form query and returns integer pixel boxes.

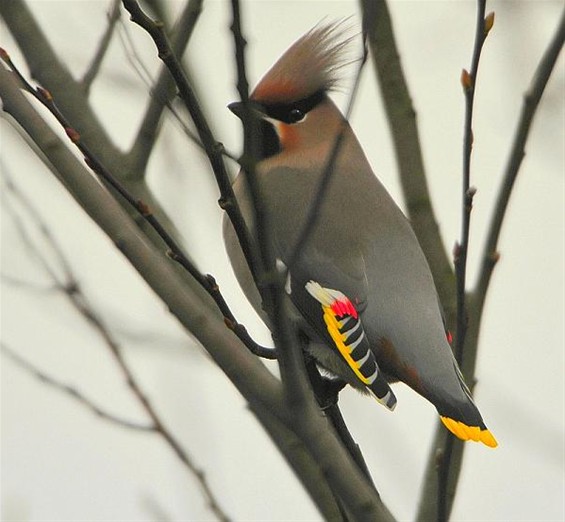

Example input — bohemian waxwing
[223,22,497,447]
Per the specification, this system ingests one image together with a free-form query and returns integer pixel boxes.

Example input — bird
[223,21,497,448]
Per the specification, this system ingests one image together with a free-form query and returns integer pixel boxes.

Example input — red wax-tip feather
[446,330,453,344]
[331,298,358,319]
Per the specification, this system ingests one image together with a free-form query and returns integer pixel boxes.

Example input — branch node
[218,197,232,210]
[205,273,219,292]
[452,241,462,264]
[65,127,80,143]
[489,251,501,265]
[136,199,152,217]
[0,47,10,62]
[36,86,53,101]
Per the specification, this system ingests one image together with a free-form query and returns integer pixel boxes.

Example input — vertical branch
[121,0,260,283]
[473,8,565,320]
[81,0,122,94]
[126,0,203,177]
[454,3,492,362]
[414,5,493,522]
[228,0,313,413]
[226,11,396,520]
[435,5,493,522]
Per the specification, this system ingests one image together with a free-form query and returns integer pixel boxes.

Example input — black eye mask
[262,90,326,124]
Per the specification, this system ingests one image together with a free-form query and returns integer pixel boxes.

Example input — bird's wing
[278,245,396,411]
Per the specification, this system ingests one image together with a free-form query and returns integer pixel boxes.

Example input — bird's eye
[288,108,305,123]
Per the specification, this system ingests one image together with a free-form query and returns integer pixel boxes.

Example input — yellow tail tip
[440,416,498,448]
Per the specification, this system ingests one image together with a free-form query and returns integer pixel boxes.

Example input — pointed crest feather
[251,20,358,104]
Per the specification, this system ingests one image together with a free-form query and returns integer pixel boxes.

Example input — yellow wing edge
[440,416,498,448]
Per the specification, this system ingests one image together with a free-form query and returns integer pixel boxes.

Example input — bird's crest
[251,21,357,104]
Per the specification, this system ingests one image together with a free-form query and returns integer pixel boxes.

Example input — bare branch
[2,343,154,432]
[121,0,260,284]
[0,63,284,415]
[228,0,317,441]
[1,54,269,359]
[1,165,74,282]
[81,0,122,94]
[417,8,564,522]
[126,0,203,176]
[2,166,232,522]
[431,4,493,521]
[454,0,490,363]
[474,7,565,316]
[0,0,121,161]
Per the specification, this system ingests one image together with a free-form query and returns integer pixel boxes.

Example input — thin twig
[1,274,59,294]
[1,343,154,432]
[416,8,563,522]
[438,4,491,521]
[474,7,565,315]
[126,0,203,177]
[1,165,74,281]
[454,1,490,364]
[0,49,273,360]
[81,0,122,94]
[1,173,231,522]
[120,0,260,283]
[228,0,310,408]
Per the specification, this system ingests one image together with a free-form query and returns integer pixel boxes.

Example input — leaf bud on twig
[0,48,10,63]
[490,251,501,264]
[65,127,80,143]
[453,241,462,263]
[461,68,473,91]
[36,86,53,102]
[484,12,495,37]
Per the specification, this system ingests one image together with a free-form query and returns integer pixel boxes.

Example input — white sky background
[1,1,563,521]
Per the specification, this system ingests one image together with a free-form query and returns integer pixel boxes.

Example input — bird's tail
[440,415,497,447]
[436,362,498,448]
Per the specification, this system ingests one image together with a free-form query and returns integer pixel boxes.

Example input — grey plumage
[223,22,496,447]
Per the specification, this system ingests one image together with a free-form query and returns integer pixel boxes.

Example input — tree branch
[429,5,493,522]
[1,62,396,521]
[121,0,260,284]
[81,0,122,94]
[1,52,271,360]
[126,0,203,177]
[417,7,564,522]
[454,1,490,363]
[473,7,565,319]
[0,63,284,414]
[2,167,232,521]
[1,342,154,432]
[0,0,121,162]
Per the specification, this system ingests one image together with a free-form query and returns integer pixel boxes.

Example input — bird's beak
[228,101,244,118]
[228,100,263,120]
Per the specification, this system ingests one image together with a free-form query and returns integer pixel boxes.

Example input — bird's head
[229,21,359,162]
